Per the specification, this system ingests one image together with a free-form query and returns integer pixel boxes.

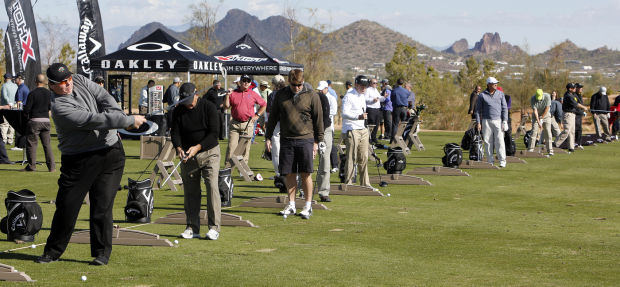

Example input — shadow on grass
[0,251,90,264]
[235,185,277,189]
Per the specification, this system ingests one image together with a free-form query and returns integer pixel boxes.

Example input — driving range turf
[0,131,618,286]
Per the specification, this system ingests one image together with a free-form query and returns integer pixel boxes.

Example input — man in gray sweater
[475,77,508,167]
[36,63,146,266]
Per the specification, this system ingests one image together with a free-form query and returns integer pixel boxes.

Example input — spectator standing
[365,79,383,144]
[14,74,30,106]
[468,85,482,129]
[265,69,323,219]
[574,83,585,149]
[265,75,287,176]
[327,80,339,172]
[390,78,409,144]
[475,77,508,167]
[590,86,612,141]
[139,80,155,114]
[315,81,333,202]
[554,83,589,153]
[550,90,563,139]
[22,74,55,172]
[223,74,266,168]
[1,74,17,145]
[204,79,227,140]
[164,77,181,107]
[380,79,393,141]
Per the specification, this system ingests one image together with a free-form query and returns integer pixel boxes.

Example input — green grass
[0,131,619,286]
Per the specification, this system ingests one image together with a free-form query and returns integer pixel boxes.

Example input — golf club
[370,145,388,187]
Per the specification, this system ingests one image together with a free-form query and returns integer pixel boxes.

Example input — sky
[1,0,620,54]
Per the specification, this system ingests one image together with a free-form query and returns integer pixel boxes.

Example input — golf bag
[523,130,540,148]
[469,129,484,161]
[504,131,516,156]
[125,178,154,223]
[384,147,407,174]
[461,128,476,150]
[0,189,43,242]
[274,175,287,193]
[442,143,463,168]
[219,168,234,207]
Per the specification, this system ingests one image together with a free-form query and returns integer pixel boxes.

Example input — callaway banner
[4,0,41,89]
[76,0,106,79]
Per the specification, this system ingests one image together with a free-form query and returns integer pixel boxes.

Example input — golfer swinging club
[36,63,146,265]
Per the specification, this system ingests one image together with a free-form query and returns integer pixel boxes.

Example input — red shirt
[229,88,266,122]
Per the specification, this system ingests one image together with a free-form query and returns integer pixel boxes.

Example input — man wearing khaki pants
[590,86,612,142]
[223,74,266,168]
[342,75,374,188]
[171,83,221,240]
[528,89,553,155]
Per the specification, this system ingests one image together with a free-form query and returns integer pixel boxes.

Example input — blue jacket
[16,83,30,105]
[391,86,409,107]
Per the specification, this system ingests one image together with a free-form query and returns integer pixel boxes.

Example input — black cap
[355,75,370,87]
[566,83,575,89]
[3,73,12,79]
[176,82,197,105]
[575,83,583,88]
[15,74,24,80]
[93,76,105,84]
[240,74,252,82]
[47,63,72,83]
[345,80,352,86]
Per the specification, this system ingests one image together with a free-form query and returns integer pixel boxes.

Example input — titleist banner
[4,0,41,89]
[76,0,106,79]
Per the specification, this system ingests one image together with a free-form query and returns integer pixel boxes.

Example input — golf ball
[387,193,391,197]
[174,240,179,244]
[30,244,36,249]
[283,215,287,219]
[81,275,87,281]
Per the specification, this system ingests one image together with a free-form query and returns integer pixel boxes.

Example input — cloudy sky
[2,0,619,53]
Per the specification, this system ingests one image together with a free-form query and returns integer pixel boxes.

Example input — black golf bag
[339,153,357,183]
[274,175,287,193]
[523,130,540,148]
[442,143,463,168]
[461,128,475,150]
[469,130,484,161]
[384,147,407,174]
[1,189,43,242]
[125,178,154,223]
[219,168,234,207]
[504,131,516,156]
[403,115,420,149]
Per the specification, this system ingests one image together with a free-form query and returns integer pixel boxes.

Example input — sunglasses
[49,78,71,86]
[291,83,303,87]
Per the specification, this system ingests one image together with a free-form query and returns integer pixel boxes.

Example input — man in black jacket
[590,86,611,141]
[574,83,585,149]
[555,83,589,152]
[22,74,55,172]
[203,79,226,140]
[172,83,221,240]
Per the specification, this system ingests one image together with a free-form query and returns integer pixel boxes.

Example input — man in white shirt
[365,79,384,144]
[342,75,373,188]
[139,80,155,114]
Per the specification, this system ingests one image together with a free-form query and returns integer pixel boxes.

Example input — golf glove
[502,121,509,132]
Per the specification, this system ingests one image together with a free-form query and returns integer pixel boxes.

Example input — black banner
[76,0,106,79]
[4,0,41,89]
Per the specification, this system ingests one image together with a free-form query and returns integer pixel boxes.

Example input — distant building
[583,66,593,70]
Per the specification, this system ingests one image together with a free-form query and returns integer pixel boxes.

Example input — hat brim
[171,96,194,107]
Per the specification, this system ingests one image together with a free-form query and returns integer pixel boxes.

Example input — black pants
[0,128,9,163]
[383,110,392,139]
[575,114,583,145]
[391,106,408,144]
[330,134,339,168]
[26,120,55,171]
[44,141,125,260]
[367,108,381,143]
[219,111,227,140]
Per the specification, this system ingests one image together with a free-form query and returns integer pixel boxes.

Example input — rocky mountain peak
[473,32,502,54]
[444,38,469,54]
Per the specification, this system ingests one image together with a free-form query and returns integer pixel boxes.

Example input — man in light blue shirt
[475,77,508,167]
[1,74,18,145]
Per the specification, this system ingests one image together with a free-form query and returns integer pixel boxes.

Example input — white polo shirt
[341,88,366,133]
[365,86,383,109]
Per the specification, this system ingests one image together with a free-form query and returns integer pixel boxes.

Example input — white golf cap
[316,80,328,90]
[234,77,241,83]
[486,77,499,84]
[173,77,181,83]
[600,86,607,95]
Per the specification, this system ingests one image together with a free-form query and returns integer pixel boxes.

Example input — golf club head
[379,181,388,187]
